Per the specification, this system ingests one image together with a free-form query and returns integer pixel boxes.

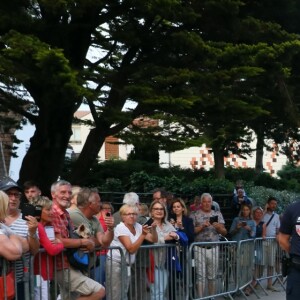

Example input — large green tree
[0,0,204,192]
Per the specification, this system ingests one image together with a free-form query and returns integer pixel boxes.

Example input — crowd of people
[0,177,289,300]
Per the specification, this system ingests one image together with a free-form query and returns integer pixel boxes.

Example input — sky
[9,122,34,181]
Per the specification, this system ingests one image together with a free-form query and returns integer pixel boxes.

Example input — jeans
[150,267,168,300]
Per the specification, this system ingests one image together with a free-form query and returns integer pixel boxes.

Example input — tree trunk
[212,146,225,179]
[255,128,264,173]
[69,127,107,185]
[18,108,74,196]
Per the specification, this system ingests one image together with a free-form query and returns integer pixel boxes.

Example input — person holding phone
[32,196,64,300]
[190,193,227,298]
[229,203,256,296]
[95,202,115,287]
[229,203,256,241]
[0,176,39,300]
[106,204,157,300]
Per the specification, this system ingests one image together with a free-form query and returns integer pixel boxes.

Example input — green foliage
[278,164,300,181]
[129,171,166,193]
[99,178,124,192]
[247,185,299,214]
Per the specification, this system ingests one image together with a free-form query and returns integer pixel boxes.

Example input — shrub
[247,185,300,214]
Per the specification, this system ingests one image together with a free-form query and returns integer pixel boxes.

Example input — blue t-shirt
[279,201,300,256]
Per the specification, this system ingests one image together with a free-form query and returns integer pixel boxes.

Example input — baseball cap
[0,176,22,192]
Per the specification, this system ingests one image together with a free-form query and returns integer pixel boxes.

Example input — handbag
[176,230,189,246]
[0,262,15,300]
[66,220,89,273]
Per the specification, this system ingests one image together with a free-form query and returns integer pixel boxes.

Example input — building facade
[70,111,288,176]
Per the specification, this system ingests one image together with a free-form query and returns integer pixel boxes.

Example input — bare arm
[262,223,267,239]
[278,232,291,253]
[97,215,115,248]
[26,216,40,255]
[55,233,95,251]
[0,234,23,260]
[118,225,152,254]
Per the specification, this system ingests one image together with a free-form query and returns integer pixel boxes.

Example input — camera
[21,203,42,220]
[241,221,247,226]
[106,212,111,217]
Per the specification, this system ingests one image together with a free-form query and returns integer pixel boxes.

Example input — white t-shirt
[263,212,280,237]
[108,222,143,265]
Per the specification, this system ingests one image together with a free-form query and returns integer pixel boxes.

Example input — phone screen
[45,226,55,241]
[209,216,218,224]
[144,218,154,226]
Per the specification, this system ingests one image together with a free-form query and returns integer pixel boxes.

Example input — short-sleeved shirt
[7,216,30,282]
[229,217,256,241]
[190,209,225,242]
[279,201,300,256]
[108,222,143,265]
[52,202,72,270]
[0,223,15,236]
[69,207,104,237]
[262,212,280,237]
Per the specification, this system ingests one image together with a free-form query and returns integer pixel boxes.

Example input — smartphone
[45,226,55,241]
[169,213,177,222]
[106,212,111,217]
[21,203,42,220]
[241,221,247,226]
[209,216,218,224]
[144,218,154,226]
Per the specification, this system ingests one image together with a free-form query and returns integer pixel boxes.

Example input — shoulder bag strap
[266,213,275,227]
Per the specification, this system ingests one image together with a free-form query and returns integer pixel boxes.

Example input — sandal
[244,287,252,296]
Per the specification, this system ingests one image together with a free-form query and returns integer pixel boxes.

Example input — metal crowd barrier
[0,237,284,300]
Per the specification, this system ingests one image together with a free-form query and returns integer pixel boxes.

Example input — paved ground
[215,281,286,300]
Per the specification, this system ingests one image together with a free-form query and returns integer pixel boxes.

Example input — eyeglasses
[7,192,21,199]
[123,213,138,216]
[152,208,164,211]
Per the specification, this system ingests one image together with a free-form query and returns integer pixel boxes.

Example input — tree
[0,0,204,192]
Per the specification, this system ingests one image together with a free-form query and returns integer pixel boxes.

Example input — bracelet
[27,233,38,239]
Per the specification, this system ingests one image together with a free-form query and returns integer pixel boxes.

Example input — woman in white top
[106,204,157,300]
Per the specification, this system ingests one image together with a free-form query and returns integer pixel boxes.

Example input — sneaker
[267,285,280,292]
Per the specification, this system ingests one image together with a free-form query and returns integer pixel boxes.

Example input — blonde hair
[71,186,81,205]
[32,196,52,209]
[0,191,8,221]
[119,204,139,216]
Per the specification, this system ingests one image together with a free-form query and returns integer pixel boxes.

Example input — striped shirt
[8,216,30,282]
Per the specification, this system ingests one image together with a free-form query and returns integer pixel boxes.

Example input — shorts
[194,246,219,282]
[262,239,277,267]
[57,267,104,299]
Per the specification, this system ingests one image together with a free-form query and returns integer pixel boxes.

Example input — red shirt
[34,223,64,279]
[52,202,73,270]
